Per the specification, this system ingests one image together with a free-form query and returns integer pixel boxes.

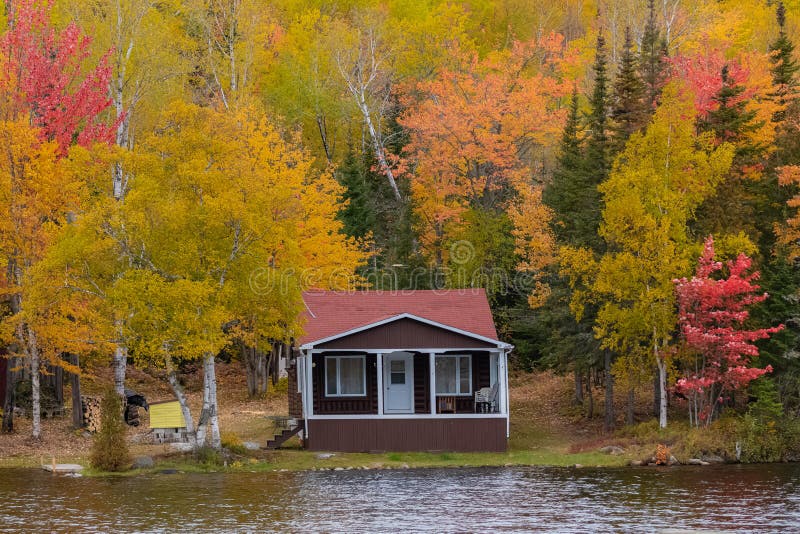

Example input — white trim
[306,347,502,354]
[324,355,367,397]
[307,414,508,420]
[305,352,313,419]
[376,352,384,416]
[300,313,512,350]
[434,354,473,396]
[429,352,436,415]
[501,350,510,438]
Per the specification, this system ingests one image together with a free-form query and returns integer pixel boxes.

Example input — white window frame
[435,354,473,396]
[324,355,367,397]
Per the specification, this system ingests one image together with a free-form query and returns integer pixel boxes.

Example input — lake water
[1,464,799,532]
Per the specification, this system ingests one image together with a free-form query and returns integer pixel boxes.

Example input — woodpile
[81,396,102,432]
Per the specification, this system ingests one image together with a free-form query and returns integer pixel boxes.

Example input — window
[435,355,472,395]
[324,356,366,396]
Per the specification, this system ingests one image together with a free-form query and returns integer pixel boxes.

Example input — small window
[390,360,405,384]
[325,356,366,397]
[435,355,472,395]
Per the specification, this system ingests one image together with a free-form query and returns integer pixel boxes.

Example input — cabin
[288,289,511,452]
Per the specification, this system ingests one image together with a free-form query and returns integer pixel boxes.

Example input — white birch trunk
[27,326,41,440]
[357,93,401,201]
[194,358,211,448]
[165,355,196,447]
[657,355,668,429]
[204,353,221,449]
[113,343,127,397]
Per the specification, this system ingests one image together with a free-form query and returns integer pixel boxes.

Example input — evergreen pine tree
[580,31,611,252]
[582,33,617,428]
[769,2,799,123]
[611,26,647,154]
[89,388,131,472]
[694,65,764,241]
[336,149,377,240]
[542,87,590,246]
[639,0,669,112]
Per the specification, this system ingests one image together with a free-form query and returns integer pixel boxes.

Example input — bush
[89,388,131,472]
[738,414,782,463]
[266,377,289,399]
[194,446,224,466]
[221,431,247,455]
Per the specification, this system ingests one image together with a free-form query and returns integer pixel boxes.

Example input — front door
[383,353,414,414]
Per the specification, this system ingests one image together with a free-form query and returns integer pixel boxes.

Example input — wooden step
[264,420,304,450]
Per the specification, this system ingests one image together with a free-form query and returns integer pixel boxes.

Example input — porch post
[429,352,436,415]
[376,352,384,416]
[498,350,508,415]
[501,350,510,438]
[305,352,314,418]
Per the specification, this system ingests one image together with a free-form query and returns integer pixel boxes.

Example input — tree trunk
[27,326,41,440]
[586,373,594,419]
[204,353,221,450]
[657,356,668,429]
[68,354,84,429]
[653,367,660,417]
[113,344,127,397]
[626,388,635,426]
[241,340,268,397]
[271,343,281,387]
[603,351,614,432]
[165,356,196,447]
[574,369,584,405]
[2,355,16,433]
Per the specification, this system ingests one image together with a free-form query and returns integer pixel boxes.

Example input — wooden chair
[437,395,456,414]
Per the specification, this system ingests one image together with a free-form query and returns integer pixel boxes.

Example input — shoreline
[6,447,791,476]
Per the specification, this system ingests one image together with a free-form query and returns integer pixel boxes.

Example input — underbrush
[616,415,800,463]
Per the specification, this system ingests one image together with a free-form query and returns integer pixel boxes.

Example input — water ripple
[0,464,798,533]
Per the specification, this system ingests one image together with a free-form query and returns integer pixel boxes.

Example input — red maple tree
[669,48,752,117]
[0,0,115,153]
[673,236,783,426]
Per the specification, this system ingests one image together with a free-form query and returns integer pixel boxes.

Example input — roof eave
[299,312,512,351]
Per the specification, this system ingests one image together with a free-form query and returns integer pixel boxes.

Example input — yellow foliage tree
[561,82,735,428]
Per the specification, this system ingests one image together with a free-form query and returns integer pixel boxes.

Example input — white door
[383,353,414,414]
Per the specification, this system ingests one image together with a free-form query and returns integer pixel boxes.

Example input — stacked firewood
[81,396,102,432]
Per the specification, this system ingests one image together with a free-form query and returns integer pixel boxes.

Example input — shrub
[266,377,289,399]
[89,388,131,472]
[194,446,223,466]
[221,431,247,455]
[738,414,782,463]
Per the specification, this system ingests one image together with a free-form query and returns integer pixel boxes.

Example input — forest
[0,0,800,459]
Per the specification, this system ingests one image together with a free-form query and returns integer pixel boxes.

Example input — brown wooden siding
[316,318,496,350]
[307,417,506,452]
[287,364,303,419]
[413,354,429,413]
[312,354,378,415]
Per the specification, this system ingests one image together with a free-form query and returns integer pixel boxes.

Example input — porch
[304,351,507,417]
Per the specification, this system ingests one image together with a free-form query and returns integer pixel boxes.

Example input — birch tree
[109,101,362,448]
[0,0,115,438]
[335,15,402,201]
[60,0,191,396]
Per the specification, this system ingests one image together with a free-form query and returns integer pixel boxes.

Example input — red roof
[299,289,498,345]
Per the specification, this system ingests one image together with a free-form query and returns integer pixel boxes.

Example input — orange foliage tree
[398,34,570,272]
